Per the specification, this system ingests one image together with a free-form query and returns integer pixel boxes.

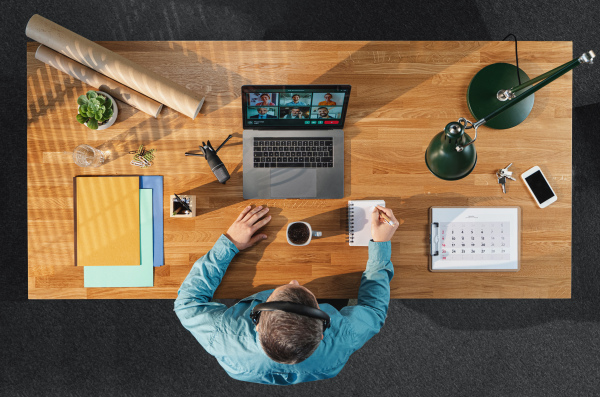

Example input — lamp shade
[425,121,477,180]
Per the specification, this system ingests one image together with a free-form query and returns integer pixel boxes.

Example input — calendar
[429,207,520,272]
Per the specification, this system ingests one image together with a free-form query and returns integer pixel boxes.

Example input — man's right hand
[225,205,271,251]
[371,206,399,242]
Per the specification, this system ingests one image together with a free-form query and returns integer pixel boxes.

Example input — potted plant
[76,90,118,130]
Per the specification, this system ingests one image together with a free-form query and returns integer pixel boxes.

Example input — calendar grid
[440,222,511,261]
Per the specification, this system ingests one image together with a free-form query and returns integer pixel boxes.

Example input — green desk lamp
[425,50,595,180]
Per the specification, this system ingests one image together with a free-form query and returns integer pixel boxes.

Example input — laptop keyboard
[253,138,334,168]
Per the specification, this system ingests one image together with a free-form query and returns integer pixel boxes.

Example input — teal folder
[83,189,154,287]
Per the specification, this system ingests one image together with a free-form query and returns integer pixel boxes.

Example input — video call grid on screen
[242,85,351,129]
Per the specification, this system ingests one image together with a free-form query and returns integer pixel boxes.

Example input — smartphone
[521,166,557,208]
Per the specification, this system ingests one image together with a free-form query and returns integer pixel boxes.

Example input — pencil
[378,209,395,226]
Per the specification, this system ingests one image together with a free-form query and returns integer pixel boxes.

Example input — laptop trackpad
[270,168,317,198]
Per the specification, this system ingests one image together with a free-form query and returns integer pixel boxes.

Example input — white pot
[79,91,118,130]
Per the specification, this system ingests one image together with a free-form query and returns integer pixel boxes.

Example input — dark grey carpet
[2,1,599,395]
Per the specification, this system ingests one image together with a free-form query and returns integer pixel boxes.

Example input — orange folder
[76,176,140,266]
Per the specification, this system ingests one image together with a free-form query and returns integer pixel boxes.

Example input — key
[498,175,507,194]
[500,163,513,177]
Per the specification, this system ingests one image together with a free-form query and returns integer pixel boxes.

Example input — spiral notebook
[348,200,385,246]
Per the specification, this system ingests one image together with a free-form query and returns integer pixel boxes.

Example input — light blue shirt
[285,101,308,106]
[174,235,394,385]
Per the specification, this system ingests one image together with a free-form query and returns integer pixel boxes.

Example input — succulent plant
[76,90,114,130]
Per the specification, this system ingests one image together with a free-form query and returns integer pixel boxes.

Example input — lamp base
[467,63,534,130]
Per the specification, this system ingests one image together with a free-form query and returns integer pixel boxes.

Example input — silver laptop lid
[242,85,351,130]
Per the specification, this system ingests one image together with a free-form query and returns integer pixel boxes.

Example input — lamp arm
[510,60,578,93]
[484,57,585,124]
[499,51,595,100]
[456,50,594,152]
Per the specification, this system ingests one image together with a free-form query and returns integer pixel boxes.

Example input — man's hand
[225,205,271,251]
[371,206,399,242]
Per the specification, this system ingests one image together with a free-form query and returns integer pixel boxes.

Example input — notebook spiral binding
[348,202,355,243]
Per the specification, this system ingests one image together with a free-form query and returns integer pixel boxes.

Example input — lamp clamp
[497,89,516,102]
[455,117,485,152]
[579,50,595,64]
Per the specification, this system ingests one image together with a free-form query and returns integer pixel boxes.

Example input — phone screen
[525,170,555,203]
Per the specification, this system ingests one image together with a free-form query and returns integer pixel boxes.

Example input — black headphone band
[251,301,331,330]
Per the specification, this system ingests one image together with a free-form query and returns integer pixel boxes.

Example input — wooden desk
[27,41,572,299]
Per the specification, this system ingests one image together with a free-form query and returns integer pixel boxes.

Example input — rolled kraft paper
[26,14,205,119]
[35,45,163,118]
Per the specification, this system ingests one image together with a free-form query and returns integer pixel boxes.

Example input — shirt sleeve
[173,234,239,352]
[340,240,394,351]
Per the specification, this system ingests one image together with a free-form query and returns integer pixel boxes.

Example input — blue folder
[140,176,164,267]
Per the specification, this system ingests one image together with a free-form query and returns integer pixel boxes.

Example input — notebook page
[349,200,385,246]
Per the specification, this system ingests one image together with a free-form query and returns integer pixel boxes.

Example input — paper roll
[35,45,163,118]
[26,14,205,119]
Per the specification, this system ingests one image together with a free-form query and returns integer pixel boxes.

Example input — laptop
[242,85,351,199]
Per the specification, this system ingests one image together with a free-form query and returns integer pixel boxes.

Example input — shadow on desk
[217,271,365,302]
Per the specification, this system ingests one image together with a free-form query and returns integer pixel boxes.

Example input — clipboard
[429,207,521,272]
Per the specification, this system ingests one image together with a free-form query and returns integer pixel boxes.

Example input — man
[174,205,398,385]
[317,107,335,119]
[249,107,277,119]
[318,93,336,106]
[282,107,304,119]
[285,94,308,106]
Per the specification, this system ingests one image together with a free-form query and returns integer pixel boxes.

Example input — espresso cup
[286,222,322,246]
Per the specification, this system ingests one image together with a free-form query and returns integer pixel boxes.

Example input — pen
[174,193,192,214]
[378,209,395,227]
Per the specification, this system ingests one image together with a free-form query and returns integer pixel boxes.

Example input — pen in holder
[170,194,196,218]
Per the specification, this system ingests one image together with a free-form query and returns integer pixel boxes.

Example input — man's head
[290,108,301,117]
[318,107,329,118]
[257,107,268,115]
[324,93,332,101]
[256,280,323,364]
[291,94,300,102]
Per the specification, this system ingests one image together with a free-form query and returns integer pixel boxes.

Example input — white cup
[286,222,322,246]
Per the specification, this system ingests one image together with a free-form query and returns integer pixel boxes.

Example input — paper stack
[74,176,164,288]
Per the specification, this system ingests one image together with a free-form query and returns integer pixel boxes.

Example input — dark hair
[258,287,322,364]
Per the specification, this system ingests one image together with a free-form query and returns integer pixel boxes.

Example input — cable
[502,33,522,85]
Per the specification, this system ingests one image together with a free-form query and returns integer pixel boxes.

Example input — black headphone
[250,301,331,331]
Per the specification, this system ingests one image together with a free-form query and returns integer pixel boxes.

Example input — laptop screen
[242,85,351,129]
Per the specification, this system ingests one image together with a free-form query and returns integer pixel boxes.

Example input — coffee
[287,222,310,245]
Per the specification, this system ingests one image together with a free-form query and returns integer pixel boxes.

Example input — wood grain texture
[27,41,572,299]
